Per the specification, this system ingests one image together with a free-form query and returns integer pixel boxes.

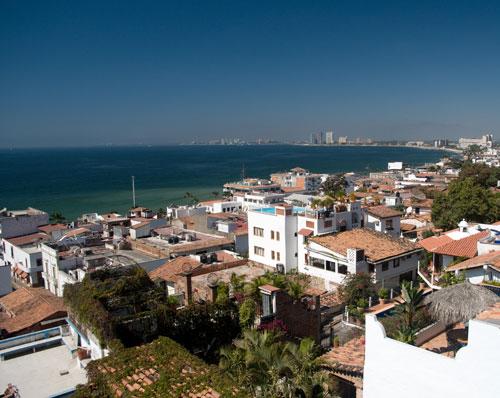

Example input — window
[368,263,375,273]
[326,260,335,272]
[11,247,14,257]
[36,258,43,267]
[386,219,393,230]
[262,293,274,317]
[324,220,332,228]
[271,231,275,239]
[393,258,400,268]
[276,231,280,241]
[276,252,280,261]
[271,250,275,260]
[311,257,325,269]
[254,246,265,256]
[382,262,389,271]
[338,264,348,274]
[253,227,264,237]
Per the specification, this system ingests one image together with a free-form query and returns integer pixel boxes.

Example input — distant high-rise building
[458,134,493,149]
[310,131,324,145]
[325,131,334,144]
[338,136,348,144]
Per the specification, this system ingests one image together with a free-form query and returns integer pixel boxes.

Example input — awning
[298,228,314,237]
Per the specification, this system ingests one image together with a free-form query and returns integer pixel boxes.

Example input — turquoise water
[0,145,447,220]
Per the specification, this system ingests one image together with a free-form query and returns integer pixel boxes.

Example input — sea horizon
[0,145,449,220]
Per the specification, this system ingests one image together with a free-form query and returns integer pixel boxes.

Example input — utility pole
[132,176,136,208]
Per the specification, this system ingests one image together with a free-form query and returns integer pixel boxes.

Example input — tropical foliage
[49,211,66,223]
[74,336,249,398]
[432,177,500,229]
[320,174,347,197]
[219,329,336,397]
[393,281,426,345]
[337,272,376,307]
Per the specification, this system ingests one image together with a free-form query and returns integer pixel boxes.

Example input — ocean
[0,145,448,220]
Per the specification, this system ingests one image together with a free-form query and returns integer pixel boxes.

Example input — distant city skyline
[1,1,500,147]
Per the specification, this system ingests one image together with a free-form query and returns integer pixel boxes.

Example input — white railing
[417,261,441,290]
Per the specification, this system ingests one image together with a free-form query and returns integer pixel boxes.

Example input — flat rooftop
[0,344,87,398]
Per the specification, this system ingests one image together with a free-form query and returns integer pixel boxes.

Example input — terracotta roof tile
[420,230,489,258]
[149,257,201,282]
[446,251,500,271]
[366,205,402,219]
[321,336,365,372]
[5,232,49,246]
[0,287,66,334]
[310,228,419,262]
[38,224,68,233]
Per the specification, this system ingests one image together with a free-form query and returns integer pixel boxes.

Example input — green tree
[239,298,257,329]
[337,273,376,307]
[183,191,199,204]
[394,281,425,345]
[50,211,66,223]
[320,174,347,198]
[458,162,500,188]
[220,329,334,397]
[432,177,500,230]
[157,207,166,218]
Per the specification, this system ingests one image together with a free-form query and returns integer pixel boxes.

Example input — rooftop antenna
[132,176,136,207]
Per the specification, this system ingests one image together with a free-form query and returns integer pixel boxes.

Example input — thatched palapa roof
[424,282,499,325]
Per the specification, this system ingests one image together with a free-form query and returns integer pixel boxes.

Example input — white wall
[248,209,297,272]
[0,265,12,296]
[0,212,49,239]
[363,314,500,398]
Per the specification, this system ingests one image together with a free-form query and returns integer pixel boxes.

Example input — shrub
[378,287,389,300]
[239,299,256,329]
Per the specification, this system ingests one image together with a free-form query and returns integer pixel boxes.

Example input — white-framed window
[254,246,265,256]
[253,227,264,237]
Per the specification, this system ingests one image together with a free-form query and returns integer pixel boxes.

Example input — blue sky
[1,0,500,147]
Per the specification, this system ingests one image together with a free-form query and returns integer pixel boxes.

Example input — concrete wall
[363,314,500,397]
[0,212,49,239]
[0,265,12,296]
[248,209,298,272]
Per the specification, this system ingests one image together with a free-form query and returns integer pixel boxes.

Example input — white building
[458,133,493,149]
[270,167,323,192]
[248,205,298,272]
[299,228,421,290]
[248,201,363,273]
[325,131,334,144]
[2,232,48,286]
[0,208,49,240]
[199,199,242,214]
[236,192,287,211]
[363,311,500,398]
[364,205,402,237]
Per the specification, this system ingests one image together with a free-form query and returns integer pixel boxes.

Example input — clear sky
[1,0,499,147]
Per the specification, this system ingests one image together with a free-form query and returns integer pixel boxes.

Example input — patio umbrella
[423,282,499,325]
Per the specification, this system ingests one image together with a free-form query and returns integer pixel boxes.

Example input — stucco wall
[363,314,500,397]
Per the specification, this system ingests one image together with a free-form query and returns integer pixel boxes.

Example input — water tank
[210,253,218,263]
[200,254,208,263]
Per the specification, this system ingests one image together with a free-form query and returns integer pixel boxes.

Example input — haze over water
[0,145,447,219]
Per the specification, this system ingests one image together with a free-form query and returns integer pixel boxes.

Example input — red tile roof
[321,336,365,373]
[310,229,419,262]
[5,232,49,247]
[0,287,66,334]
[366,205,402,219]
[446,251,500,271]
[298,228,314,236]
[420,230,489,258]
[149,257,201,282]
[38,224,67,233]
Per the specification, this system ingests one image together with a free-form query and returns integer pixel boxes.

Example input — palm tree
[229,272,246,293]
[394,281,425,344]
[212,191,220,198]
[50,211,66,224]
[183,192,199,204]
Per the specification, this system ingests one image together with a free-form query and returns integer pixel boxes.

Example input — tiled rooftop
[310,228,419,262]
[0,287,66,335]
[321,336,365,374]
